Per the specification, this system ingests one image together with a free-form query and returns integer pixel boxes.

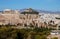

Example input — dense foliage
[0,26,51,39]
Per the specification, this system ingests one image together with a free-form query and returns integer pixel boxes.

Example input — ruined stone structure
[0,9,60,28]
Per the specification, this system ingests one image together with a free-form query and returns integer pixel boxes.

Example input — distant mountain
[20,8,60,14]
[0,8,60,14]
[36,9,60,14]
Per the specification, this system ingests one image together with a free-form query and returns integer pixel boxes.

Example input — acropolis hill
[0,8,60,28]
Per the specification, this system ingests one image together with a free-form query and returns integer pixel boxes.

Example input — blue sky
[0,0,60,11]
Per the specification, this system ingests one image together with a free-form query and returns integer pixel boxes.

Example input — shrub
[51,37,58,39]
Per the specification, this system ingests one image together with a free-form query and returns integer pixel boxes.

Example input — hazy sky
[0,0,60,11]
